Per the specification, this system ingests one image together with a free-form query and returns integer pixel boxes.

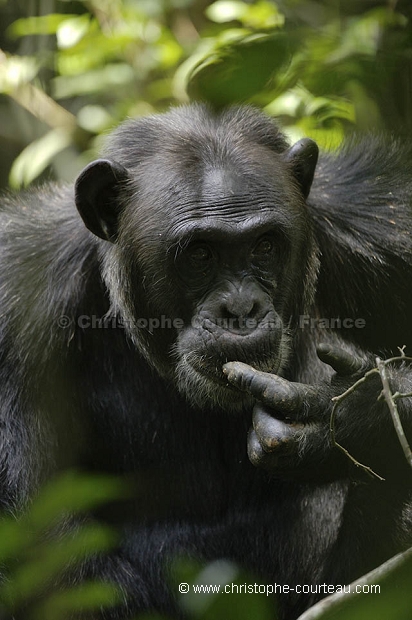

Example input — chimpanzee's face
[164,165,303,411]
[113,159,312,412]
[75,106,318,412]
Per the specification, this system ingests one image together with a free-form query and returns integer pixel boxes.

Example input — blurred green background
[1,1,412,619]
[1,0,412,189]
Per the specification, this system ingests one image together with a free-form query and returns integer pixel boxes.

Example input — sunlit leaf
[265,90,304,117]
[77,105,114,132]
[0,53,39,92]
[8,14,78,38]
[9,129,72,188]
[243,1,284,29]
[296,117,345,151]
[57,15,91,49]
[265,85,355,148]
[53,64,135,98]
[207,0,284,30]
[206,0,248,23]
[157,36,183,69]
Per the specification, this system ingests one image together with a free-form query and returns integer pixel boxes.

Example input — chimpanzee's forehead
[200,165,290,205]
[128,157,302,246]
[135,145,299,213]
[182,165,293,221]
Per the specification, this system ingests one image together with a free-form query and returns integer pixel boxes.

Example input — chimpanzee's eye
[252,237,274,257]
[175,242,215,287]
[251,234,289,277]
[188,244,213,267]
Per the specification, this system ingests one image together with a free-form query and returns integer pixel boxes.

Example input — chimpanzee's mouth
[187,356,234,386]
[173,322,290,411]
[188,353,278,390]
[201,313,280,339]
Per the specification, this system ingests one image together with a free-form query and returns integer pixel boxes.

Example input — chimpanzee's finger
[223,361,317,414]
[247,428,281,469]
[316,343,364,376]
[252,405,305,452]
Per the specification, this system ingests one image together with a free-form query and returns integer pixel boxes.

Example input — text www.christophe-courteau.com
[58,314,367,331]
[178,582,381,596]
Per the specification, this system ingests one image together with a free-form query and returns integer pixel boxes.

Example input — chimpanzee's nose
[215,282,268,333]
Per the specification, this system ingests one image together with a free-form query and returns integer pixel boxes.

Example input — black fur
[0,104,411,619]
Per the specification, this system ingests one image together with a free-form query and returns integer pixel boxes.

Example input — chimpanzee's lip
[187,356,241,388]
[205,367,235,388]
[201,315,280,339]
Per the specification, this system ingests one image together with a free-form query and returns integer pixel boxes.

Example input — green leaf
[27,471,127,530]
[32,582,121,620]
[8,14,78,38]
[1,525,117,604]
[9,129,72,188]
[186,32,297,107]
[0,472,126,562]
[53,63,135,98]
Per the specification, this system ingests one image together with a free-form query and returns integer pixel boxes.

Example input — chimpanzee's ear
[75,158,130,242]
[283,138,319,199]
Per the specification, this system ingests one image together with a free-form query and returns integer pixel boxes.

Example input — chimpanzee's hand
[223,344,368,480]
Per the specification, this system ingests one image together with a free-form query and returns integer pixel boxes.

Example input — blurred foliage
[0,471,126,619]
[1,482,412,620]
[0,0,412,186]
[0,470,277,620]
[297,547,412,620]
[171,551,412,620]
[163,558,276,620]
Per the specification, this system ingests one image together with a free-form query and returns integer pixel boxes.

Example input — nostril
[224,299,259,320]
[247,302,260,320]
[220,299,262,331]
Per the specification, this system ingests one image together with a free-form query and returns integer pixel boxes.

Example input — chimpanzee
[0,104,412,619]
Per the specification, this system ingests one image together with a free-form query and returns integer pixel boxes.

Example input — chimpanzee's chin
[174,358,254,412]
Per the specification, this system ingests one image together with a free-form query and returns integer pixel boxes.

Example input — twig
[0,50,76,130]
[394,391,412,400]
[330,368,384,481]
[376,356,412,468]
[329,349,412,479]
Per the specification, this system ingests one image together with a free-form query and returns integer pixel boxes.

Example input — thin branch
[329,368,384,481]
[0,50,76,130]
[11,82,76,130]
[376,356,412,468]
[394,391,412,400]
[296,546,412,620]
[329,349,412,478]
